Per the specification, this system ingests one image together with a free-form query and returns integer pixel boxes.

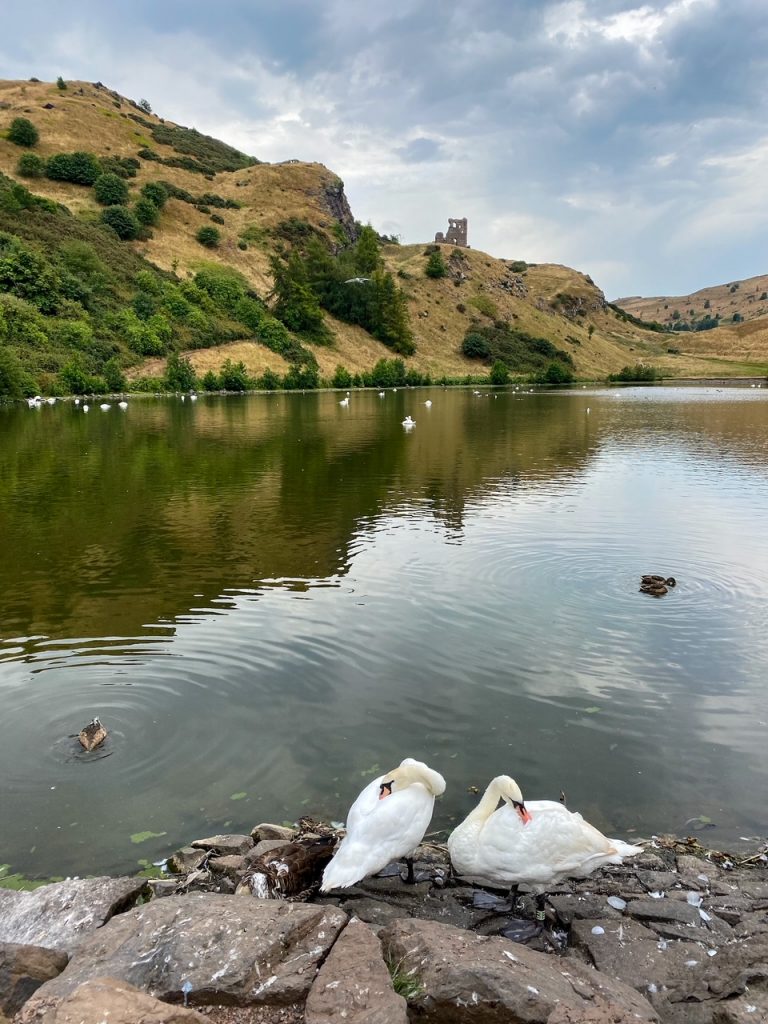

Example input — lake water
[1,385,767,880]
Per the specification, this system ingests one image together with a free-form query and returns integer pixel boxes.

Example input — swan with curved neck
[321,757,445,891]
[448,775,642,889]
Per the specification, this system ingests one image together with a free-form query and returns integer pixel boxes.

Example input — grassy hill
[2,77,767,395]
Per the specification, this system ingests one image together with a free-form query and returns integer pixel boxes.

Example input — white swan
[378,391,385,397]
[402,415,415,428]
[118,401,128,410]
[99,403,111,411]
[321,757,446,891]
[448,775,642,889]
[339,397,349,407]
[424,400,432,408]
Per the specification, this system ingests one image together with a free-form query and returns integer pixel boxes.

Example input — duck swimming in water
[320,757,445,891]
[640,575,676,596]
[78,717,107,751]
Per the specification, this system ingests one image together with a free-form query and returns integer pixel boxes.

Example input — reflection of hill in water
[1,390,766,643]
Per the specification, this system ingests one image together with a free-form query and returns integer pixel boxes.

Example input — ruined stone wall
[434,217,468,247]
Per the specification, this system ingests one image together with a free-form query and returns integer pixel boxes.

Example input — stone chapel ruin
[434,217,468,247]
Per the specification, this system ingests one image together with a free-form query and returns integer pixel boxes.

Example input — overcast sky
[1,0,766,297]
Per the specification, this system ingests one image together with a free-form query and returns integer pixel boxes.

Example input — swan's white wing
[321,783,434,890]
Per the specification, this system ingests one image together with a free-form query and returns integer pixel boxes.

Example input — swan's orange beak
[378,781,393,801]
[517,803,532,825]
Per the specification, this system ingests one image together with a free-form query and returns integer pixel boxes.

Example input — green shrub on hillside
[140,181,168,208]
[134,197,159,226]
[461,321,574,377]
[425,250,447,279]
[93,172,129,206]
[196,225,220,248]
[0,345,30,398]
[462,333,491,359]
[100,155,140,179]
[16,153,46,178]
[608,364,659,382]
[219,358,250,391]
[128,113,258,174]
[56,76,67,91]
[332,365,353,389]
[8,118,39,147]
[469,293,498,318]
[539,361,574,384]
[101,205,140,240]
[45,151,102,186]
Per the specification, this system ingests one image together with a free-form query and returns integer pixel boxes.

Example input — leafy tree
[219,358,250,391]
[760,292,767,301]
[283,363,319,389]
[56,76,67,91]
[101,205,140,240]
[8,117,39,147]
[140,181,168,208]
[425,251,447,279]
[93,172,129,206]
[332,365,353,389]
[16,152,45,177]
[134,197,159,226]
[354,225,382,274]
[490,360,510,385]
[269,251,329,341]
[138,98,152,113]
[196,225,220,248]
[704,299,711,309]
[608,364,659,382]
[258,368,281,390]
[103,357,126,392]
[540,361,574,384]
[59,359,90,394]
[201,370,220,391]
[165,352,197,391]
[0,345,27,398]
[45,151,102,185]
[732,312,743,323]
[195,264,246,311]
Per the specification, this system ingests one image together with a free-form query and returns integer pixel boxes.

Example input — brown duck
[640,575,676,596]
[236,836,335,899]
[78,717,107,751]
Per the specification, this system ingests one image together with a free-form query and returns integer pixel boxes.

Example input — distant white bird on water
[424,400,432,408]
[83,404,89,413]
[47,397,56,405]
[339,396,349,407]
[100,403,111,411]
[402,415,415,428]
[74,399,80,406]
[321,757,446,891]
[190,393,198,401]
[586,407,590,414]
[378,392,385,398]
[118,401,128,410]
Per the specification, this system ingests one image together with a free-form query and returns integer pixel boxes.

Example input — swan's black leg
[404,856,415,884]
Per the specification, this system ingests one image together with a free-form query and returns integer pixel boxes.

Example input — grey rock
[0,877,146,954]
[189,833,253,856]
[635,870,681,892]
[570,917,706,999]
[208,855,246,880]
[305,917,407,1023]
[0,943,68,1017]
[628,898,704,926]
[250,823,295,842]
[20,894,347,1008]
[713,990,768,1023]
[147,880,179,898]
[380,918,657,1023]
[340,898,410,931]
[548,894,623,925]
[16,976,210,1024]
[168,846,208,874]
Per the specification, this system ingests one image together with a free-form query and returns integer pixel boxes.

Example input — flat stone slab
[627,898,704,926]
[16,976,210,1024]
[305,917,407,1023]
[21,894,347,1009]
[0,942,69,1017]
[250,823,295,842]
[190,834,253,856]
[0,877,146,954]
[381,918,657,1023]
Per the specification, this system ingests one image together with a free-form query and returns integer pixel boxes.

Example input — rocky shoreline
[1,823,766,1024]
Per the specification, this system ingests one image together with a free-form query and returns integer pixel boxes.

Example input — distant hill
[615,273,768,331]
[2,77,767,395]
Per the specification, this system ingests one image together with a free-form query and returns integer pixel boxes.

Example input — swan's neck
[466,779,504,824]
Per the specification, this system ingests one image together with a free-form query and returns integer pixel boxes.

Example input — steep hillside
[615,273,768,330]
[2,77,766,393]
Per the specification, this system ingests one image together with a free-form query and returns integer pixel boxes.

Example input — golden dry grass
[2,78,767,381]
